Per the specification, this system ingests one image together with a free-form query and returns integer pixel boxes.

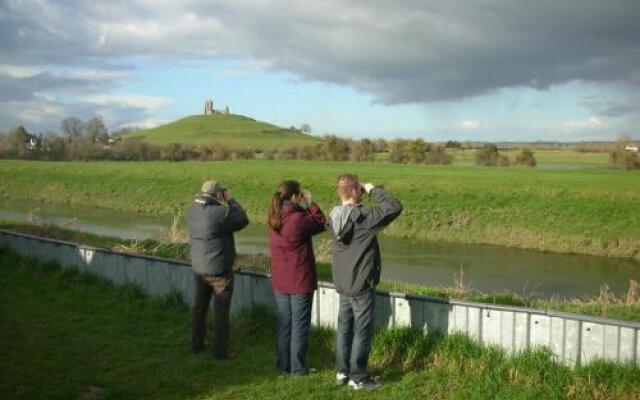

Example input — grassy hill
[126,114,320,149]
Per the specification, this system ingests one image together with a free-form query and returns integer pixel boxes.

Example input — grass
[126,114,319,149]
[1,247,639,400]
[1,158,639,260]
[2,220,639,323]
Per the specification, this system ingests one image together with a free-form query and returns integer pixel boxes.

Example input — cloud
[0,69,122,102]
[2,0,639,104]
[579,96,638,117]
[562,116,605,131]
[1,0,639,135]
[459,119,481,130]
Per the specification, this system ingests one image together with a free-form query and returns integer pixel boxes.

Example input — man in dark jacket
[326,174,402,390]
[186,180,249,358]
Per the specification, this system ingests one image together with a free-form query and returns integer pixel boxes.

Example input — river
[1,203,638,299]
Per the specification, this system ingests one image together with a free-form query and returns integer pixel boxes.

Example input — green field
[2,248,638,399]
[2,157,639,260]
[126,114,320,149]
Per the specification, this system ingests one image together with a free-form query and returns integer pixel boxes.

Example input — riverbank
[2,221,638,323]
[2,159,639,261]
[1,248,638,399]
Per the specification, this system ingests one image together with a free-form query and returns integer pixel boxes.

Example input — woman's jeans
[275,292,314,375]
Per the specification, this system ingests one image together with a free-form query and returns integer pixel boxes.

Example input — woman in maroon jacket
[268,180,326,376]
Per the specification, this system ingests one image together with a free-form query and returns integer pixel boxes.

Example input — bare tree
[86,116,109,143]
[61,117,85,142]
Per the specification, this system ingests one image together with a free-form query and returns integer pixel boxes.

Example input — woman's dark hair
[268,180,301,232]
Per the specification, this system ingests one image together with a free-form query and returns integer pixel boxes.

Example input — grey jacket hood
[329,204,364,243]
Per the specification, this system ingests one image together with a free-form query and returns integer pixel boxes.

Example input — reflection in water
[1,205,638,299]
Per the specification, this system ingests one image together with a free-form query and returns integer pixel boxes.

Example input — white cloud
[459,119,481,130]
[82,94,173,110]
[562,116,605,131]
[118,117,170,129]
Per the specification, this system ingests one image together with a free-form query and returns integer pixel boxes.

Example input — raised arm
[224,198,250,232]
[300,202,326,236]
[364,187,402,231]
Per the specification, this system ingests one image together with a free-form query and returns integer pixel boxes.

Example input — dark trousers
[336,289,375,383]
[191,272,234,357]
[275,292,314,375]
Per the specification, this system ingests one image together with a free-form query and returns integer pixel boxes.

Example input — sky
[0,0,639,141]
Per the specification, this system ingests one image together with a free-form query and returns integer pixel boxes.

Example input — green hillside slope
[126,114,319,149]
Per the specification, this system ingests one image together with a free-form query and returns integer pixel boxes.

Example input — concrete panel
[33,239,55,262]
[467,307,481,341]
[500,311,516,355]
[374,293,393,330]
[603,325,620,362]
[563,319,581,367]
[58,243,84,270]
[41,241,60,263]
[124,256,149,291]
[530,315,551,349]
[393,296,412,328]
[514,312,530,353]
[170,267,195,307]
[77,248,95,274]
[251,275,276,310]
[231,272,253,314]
[550,317,566,363]
[482,309,502,347]
[50,243,64,266]
[424,301,450,335]
[581,322,605,364]
[147,260,173,297]
[102,252,127,285]
[318,287,339,328]
[310,289,320,327]
[12,236,29,257]
[618,327,635,363]
[84,249,107,277]
[450,305,468,334]
[24,238,42,259]
[408,298,427,333]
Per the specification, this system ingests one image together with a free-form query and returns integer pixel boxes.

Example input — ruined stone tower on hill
[204,99,230,115]
[204,99,214,115]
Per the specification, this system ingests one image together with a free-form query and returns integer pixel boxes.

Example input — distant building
[204,99,230,116]
[204,99,214,115]
[625,145,638,152]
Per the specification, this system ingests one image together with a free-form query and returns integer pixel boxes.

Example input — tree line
[1,117,637,169]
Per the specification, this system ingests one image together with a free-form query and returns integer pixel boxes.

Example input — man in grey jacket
[327,174,402,390]
[186,180,249,358]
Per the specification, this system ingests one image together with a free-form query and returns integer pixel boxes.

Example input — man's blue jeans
[336,289,375,383]
[275,292,314,375]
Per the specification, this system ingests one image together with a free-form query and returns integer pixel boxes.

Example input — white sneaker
[347,377,382,391]
[336,372,349,385]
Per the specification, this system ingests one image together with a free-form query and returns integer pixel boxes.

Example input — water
[1,203,638,299]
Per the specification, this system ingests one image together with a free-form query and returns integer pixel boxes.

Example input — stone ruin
[204,99,230,115]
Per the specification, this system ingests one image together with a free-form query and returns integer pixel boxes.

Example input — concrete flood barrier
[1,229,638,367]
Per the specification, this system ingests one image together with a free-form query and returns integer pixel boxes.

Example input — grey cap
[200,180,227,194]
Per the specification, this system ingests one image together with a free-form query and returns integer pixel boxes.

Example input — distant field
[126,114,320,149]
[446,149,610,168]
[2,157,639,259]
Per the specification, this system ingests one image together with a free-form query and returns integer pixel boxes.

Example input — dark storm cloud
[0,71,118,102]
[0,0,639,125]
